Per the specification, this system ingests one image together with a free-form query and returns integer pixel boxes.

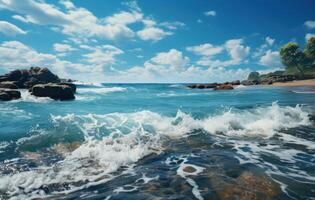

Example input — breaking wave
[0,102,312,199]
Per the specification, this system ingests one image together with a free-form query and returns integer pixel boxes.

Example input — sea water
[0,84,314,199]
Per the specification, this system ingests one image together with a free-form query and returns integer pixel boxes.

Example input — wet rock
[183,166,197,173]
[241,80,254,86]
[0,81,18,89]
[187,83,218,89]
[59,82,76,93]
[0,89,21,101]
[30,83,75,100]
[212,171,281,200]
[214,84,234,90]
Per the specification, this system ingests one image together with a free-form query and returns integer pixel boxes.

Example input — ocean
[0,83,314,200]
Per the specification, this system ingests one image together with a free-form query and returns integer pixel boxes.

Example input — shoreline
[271,79,315,87]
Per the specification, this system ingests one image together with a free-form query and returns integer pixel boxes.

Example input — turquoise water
[0,84,314,199]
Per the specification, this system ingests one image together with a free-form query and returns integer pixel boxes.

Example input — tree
[305,37,315,62]
[280,42,306,78]
[247,71,260,81]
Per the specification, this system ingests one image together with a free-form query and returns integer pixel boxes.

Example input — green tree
[247,71,260,81]
[280,42,307,78]
[305,37,315,62]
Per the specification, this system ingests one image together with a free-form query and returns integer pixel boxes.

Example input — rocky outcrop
[187,83,218,89]
[0,67,76,101]
[0,67,60,89]
[0,90,21,101]
[214,84,234,90]
[0,81,18,89]
[30,84,75,100]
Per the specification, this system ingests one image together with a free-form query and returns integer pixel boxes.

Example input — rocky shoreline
[187,72,306,90]
[0,67,76,101]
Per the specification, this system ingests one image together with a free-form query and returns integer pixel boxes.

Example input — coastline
[271,79,315,87]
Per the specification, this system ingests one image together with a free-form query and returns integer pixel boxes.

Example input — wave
[0,103,311,199]
[291,90,315,94]
[73,81,103,87]
[77,87,126,94]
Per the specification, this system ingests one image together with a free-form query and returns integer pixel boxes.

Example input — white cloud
[82,45,124,71]
[160,21,185,30]
[186,43,223,57]
[107,49,249,83]
[306,33,315,41]
[137,27,173,41]
[204,10,216,16]
[0,21,26,36]
[304,20,315,29]
[265,36,275,46]
[53,43,76,52]
[225,39,250,61]
[1,0,179,42]
[259,50,281,67]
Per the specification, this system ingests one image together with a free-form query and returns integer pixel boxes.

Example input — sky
[0,0,314,83]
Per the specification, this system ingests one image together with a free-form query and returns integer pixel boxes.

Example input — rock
[0,90,21,101]
[0,67,61,89]
[0,81,18,89]
[230,80,240,85]
[187,83,218,89]
[214,84,234,90]
[217,171,281,200]
[59,82,76,93]
[183,166,197,173]
[30,84,75,100]
[241,80,254,86]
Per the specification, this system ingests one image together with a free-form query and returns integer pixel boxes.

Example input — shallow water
[0,84,314,200]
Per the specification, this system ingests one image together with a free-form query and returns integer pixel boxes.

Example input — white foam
[78,87,126,94]
[73,81,103,87]
[0,102,312,199]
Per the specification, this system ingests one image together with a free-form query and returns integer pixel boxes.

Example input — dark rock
[241,80,254,86]
[0,81,18,89]
[187,83,218,89]
[214,84,234,90]
[30,84,75,100]
[230,80,240,85]
[183,166,197,173]
[0,90,21,101]
[59,82,76,93]
[0,67,61,89]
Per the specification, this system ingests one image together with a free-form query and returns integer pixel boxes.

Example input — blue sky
[0,0,314,83]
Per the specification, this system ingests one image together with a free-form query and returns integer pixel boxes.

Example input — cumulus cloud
[187,39,250,68]
[259,50,281,67]
[82,45,124,71]
[108,49,249,83]
[265,36,275,46]
[1,0,179,42]
[204,10,216,16]
[0,40,88,76]
[304,20,315,29]
[0,21,26,36]
[186,43,223,57]
[53,43,76,52]
[137,27,172,41]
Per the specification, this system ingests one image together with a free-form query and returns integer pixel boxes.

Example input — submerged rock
[210,171,281,200]
[30,83,75,100]
[0,89,21,101]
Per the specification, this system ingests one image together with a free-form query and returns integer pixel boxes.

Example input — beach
[272,79,315,87]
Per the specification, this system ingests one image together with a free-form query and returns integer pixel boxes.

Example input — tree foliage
[280,38,315,78]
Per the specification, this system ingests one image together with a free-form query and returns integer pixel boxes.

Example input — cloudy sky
[0,0,314,83]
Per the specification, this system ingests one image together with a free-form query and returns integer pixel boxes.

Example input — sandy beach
[272,79,315,87]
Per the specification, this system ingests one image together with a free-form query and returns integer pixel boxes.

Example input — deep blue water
[0,84,314,200]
